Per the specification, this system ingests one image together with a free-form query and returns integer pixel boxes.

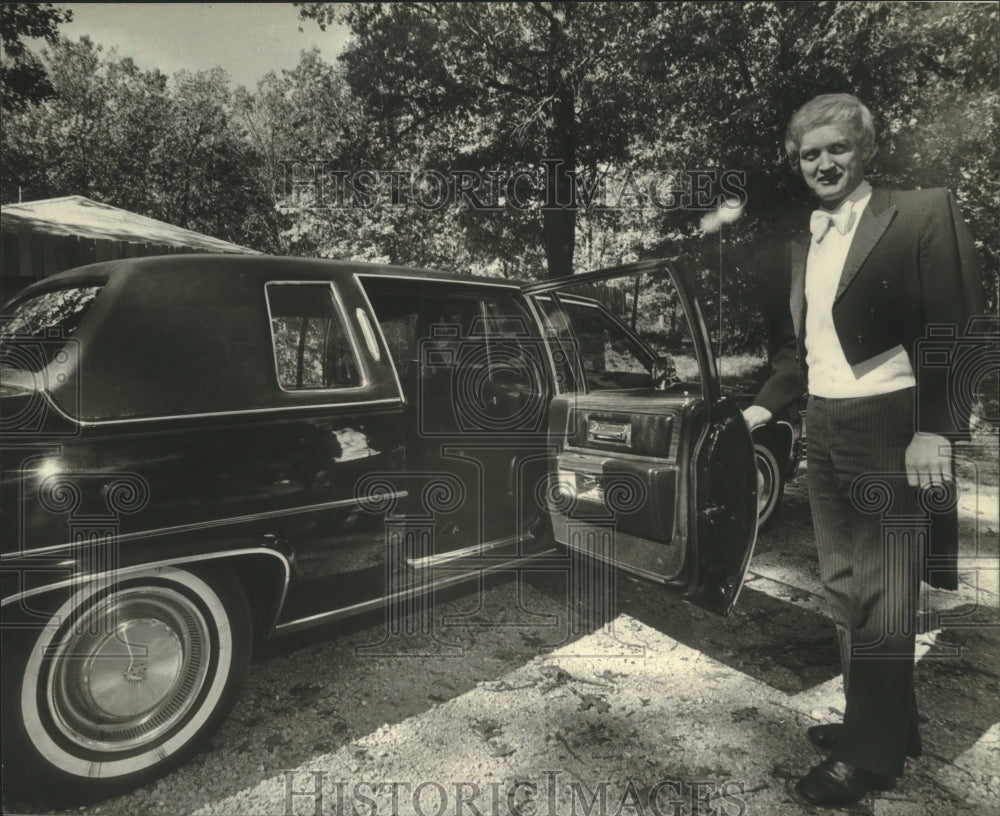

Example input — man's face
[798,123,867,209]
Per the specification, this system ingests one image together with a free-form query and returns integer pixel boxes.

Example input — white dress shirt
[804,180,915,398]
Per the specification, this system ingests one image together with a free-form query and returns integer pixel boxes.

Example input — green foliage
[297,1,667,279]
[0,3,72,110]
[1,37,277,251]
[2,2,996,349]
[294,1,997,333]
[2,37,168,209]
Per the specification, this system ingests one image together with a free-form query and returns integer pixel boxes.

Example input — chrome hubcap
[47,587,210,752]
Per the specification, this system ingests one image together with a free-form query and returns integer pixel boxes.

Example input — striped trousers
[806,387,925,778]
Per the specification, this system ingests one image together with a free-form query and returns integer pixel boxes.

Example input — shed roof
[1,195,260,254]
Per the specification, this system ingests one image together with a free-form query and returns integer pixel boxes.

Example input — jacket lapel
[835,187,897,300]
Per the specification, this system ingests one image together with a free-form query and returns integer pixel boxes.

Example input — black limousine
[1,255,766,800]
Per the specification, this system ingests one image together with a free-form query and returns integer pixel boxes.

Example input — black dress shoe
[794,758,894,807]
[807,722,923,757]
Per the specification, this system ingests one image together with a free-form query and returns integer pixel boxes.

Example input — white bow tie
[810,208,855,242]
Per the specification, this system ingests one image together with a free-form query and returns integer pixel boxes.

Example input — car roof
[7,255,527,305]
[5,255,531,424]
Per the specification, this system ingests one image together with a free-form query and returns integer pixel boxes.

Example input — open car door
[524,259,757,615]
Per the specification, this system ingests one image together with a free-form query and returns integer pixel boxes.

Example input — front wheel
[3,566,251,805]
[754,442,785,528]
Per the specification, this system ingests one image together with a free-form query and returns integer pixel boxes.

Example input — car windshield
[0,285,102,372]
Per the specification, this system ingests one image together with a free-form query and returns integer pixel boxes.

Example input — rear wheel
[3,566,250,805]
[754,442,784,528]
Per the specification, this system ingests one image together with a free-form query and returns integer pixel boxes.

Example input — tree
[235,48,372,255]
[1,37,170,209]
[0,3,72,110]
[298,2,664,278]
[6,3,992,329]
[151,68,263,242]
[1,37,278,252]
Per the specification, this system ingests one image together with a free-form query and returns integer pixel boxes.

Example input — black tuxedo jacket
[753,186,985,591]
[755,186,985,433]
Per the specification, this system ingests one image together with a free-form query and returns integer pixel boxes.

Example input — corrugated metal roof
[1,195,261,254]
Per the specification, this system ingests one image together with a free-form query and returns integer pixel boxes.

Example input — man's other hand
[905,432,953,488]
[742,405,773,429]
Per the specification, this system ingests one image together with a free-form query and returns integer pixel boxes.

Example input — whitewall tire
[3,565,250,804]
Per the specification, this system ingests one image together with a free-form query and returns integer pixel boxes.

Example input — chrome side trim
[405,534,521,569]
[41,394,404,428]
[273,546,557,635]
[1,548,292,634]
[352,274,406,401]
[0,491,409,561]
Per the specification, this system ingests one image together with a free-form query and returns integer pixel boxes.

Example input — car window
[564,299,650,382]
[265,282,362,390]
[362,280,547,433]
[0,285,103,373]
[532,274,702,393]
[363,282,538,375]
[534,293,654,391]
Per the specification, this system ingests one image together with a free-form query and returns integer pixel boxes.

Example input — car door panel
[548,392,695,578]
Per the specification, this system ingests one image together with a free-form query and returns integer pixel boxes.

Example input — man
[743,93,984,807]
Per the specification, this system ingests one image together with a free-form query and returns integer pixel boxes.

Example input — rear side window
[265,283,362,390]
[0,285,102,372]
[363,280,548,434]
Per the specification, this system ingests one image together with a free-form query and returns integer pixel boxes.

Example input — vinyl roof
[1,195,260,254]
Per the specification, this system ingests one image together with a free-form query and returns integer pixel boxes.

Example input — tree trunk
[541,7,577,280]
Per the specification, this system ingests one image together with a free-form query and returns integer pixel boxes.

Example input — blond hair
[785,93,876,169]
